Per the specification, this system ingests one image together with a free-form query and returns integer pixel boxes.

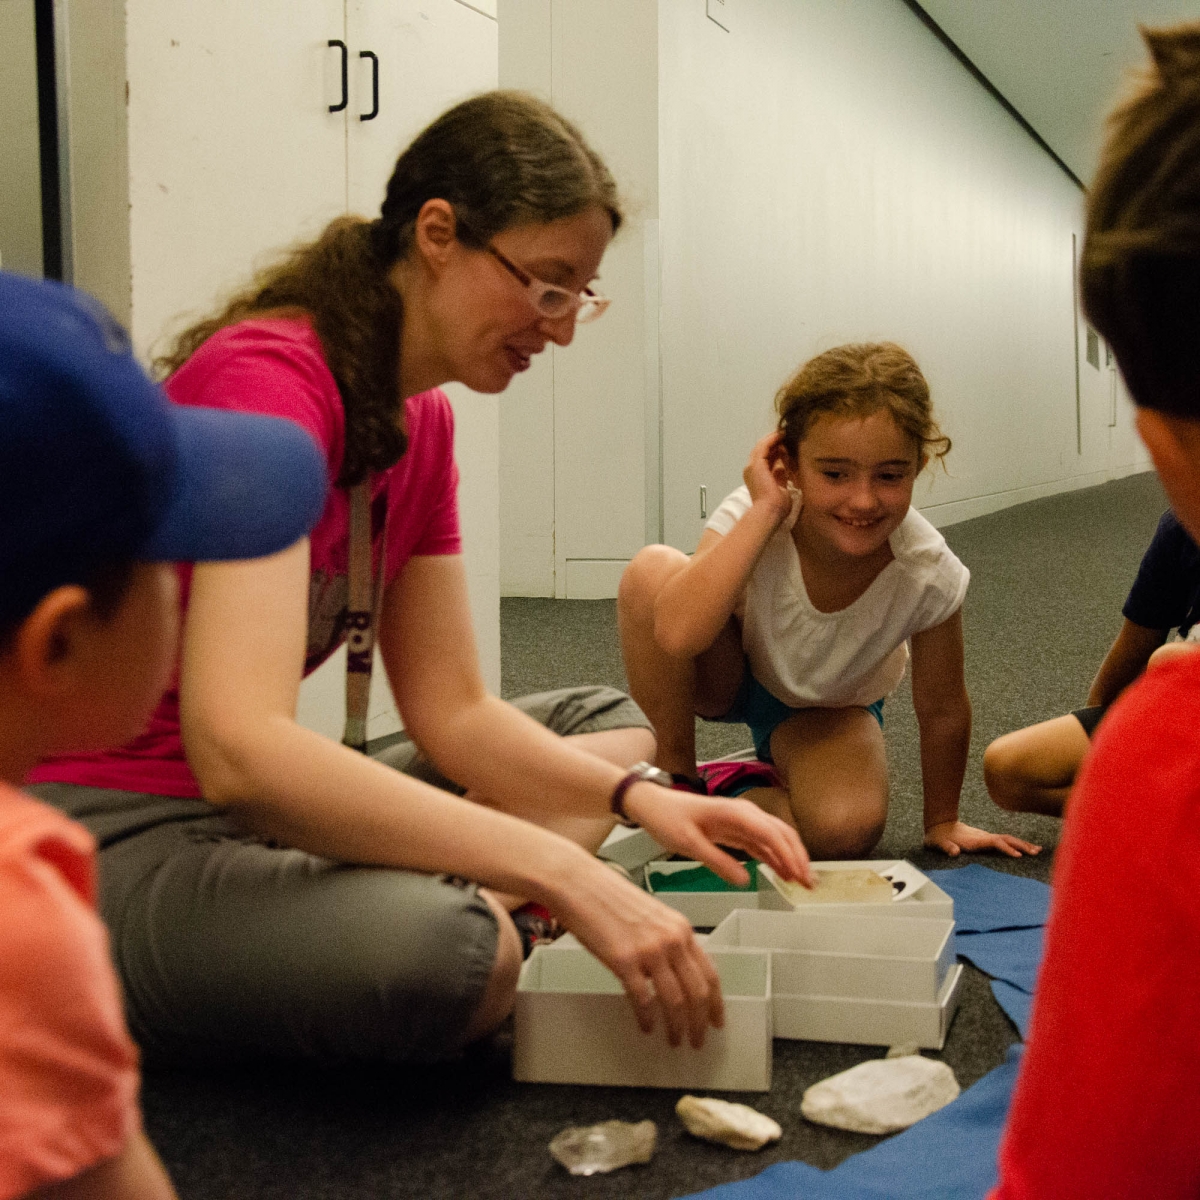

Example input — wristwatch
[610,760,674,827]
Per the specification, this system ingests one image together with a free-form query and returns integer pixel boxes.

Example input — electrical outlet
[707,0,731,32]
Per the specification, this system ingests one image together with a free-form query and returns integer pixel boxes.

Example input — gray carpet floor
[141,470,1166,1199]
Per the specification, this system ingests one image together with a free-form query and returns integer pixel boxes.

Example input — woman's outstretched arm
[384,552,810,887]
[178,539,727,1045]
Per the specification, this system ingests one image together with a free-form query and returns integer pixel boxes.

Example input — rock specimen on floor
[801,1055,960,1134]
[548,1119,657,1175]
[676,1096,783,1150]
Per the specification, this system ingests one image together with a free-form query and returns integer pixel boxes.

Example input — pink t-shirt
[31,318,462,798]
[0,784,140,1198]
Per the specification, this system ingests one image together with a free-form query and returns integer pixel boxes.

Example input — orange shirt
[0,782,139,1198]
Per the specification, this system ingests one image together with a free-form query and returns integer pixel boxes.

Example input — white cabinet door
[345,0,498,217]
[125,0,347,357]
[341,0,503,700]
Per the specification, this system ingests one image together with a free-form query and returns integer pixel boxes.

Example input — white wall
[496,0,1151,595]
[658,0,1148,553]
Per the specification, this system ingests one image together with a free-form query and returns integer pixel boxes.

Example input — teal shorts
[715,664,884,764]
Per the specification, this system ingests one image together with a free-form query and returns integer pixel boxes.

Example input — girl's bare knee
[618,545,689,620]
[982,736,1023,811]
[462,895,522,1044]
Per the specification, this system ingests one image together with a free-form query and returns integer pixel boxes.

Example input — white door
[125,0,348,357]
[345,0,498,216]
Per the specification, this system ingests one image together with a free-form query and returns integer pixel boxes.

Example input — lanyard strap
[343,480,382,752]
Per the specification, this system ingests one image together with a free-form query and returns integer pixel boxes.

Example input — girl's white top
[705,486,970,709]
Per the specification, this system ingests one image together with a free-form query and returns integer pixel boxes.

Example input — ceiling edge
[900,0,1087,191]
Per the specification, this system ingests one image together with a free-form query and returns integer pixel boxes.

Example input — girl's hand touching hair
[743,432,794,522]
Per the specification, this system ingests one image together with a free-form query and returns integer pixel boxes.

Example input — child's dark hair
[774,343,950,465]
[155,91,622,486]
[1081,22,1200,417]
[0,559,135,656]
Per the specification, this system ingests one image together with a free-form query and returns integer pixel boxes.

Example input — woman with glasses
[27,91,808,1065]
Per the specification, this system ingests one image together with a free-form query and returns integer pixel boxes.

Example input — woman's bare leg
[617,545,744,778]
[751,707,889,860]
[983,714,1090,817]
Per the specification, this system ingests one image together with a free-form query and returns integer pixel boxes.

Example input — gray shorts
[28,686,649,1066]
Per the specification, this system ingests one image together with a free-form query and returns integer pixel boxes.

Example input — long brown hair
[156,91,623,486]
[1081,22,1200,417]
[774,343,950,466]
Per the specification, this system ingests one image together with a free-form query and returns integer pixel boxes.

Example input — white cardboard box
[644,860,765,927]
[513,944,773,1091]
[707,909,962,1049]
[597,825,665,873]
[758,860,955,921]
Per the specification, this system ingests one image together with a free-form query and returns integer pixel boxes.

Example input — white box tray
[644,860,764,927]
[759,860,954,921]
[513,944,773,1091]
[772,963,963,1048]
[708,909,956,1003]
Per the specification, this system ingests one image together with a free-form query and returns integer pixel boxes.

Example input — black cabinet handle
[359,50,379,121]
[328,39,348,113]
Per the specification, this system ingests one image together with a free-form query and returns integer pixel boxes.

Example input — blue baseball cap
[0,271,328,625]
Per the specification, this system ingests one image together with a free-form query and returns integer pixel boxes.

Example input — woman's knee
[461,892,522,1044]
[617,544,689,624]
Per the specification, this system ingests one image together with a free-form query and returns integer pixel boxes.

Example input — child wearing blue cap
[0,270,325,1199]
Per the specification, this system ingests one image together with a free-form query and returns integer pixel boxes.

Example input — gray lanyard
[343,479,385,752]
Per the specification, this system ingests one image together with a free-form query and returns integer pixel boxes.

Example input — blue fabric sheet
[990,981,1033,1038]
[925,865,1050,933]
[954,927,1043,997]
[680,1047,1023,1200]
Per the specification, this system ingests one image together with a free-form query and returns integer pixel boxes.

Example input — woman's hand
[924,820,1041,858]
[742,432,794,521]
[546,856,724,1049]
[624,782,813,887]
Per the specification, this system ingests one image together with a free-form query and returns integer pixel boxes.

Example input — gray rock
[676,1095,783,1150]
[801,1055,960,1135]
[548,1119,657,1175]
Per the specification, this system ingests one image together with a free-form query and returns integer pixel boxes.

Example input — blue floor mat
[680,1047,1022,1200]
[990,981,1033,1038]
[954,926,1043,996]
[925,865,1049,932]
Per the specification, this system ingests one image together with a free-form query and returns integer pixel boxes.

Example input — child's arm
[31,1131,176,1199]
[911,610,1042,858]
[1087,618,1168,706]
[654,433,793,658]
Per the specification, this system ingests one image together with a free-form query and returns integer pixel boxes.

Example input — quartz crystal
[548,1120,657,1175]
[676,1095,783,1150]
[801,1055,960,1135]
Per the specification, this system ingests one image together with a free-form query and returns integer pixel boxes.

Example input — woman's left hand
[924,820,1041,858]
[625,783,814,887]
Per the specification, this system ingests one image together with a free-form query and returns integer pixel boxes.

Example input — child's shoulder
[0,783,95,899]
[888,508,970,614]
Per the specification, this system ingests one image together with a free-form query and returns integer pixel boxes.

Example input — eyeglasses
[481,241,610,324]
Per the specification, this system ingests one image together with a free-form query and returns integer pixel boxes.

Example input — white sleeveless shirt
[705,486,969,708]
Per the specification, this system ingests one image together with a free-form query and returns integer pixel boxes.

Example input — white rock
[676,1095,783,1151]
[801,1056,960,1135]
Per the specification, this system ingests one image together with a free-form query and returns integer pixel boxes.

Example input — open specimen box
[513,943,773,1090]
[645,858,955,928]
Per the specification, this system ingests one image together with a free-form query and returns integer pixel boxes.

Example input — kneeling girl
[620,342,1038,861]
